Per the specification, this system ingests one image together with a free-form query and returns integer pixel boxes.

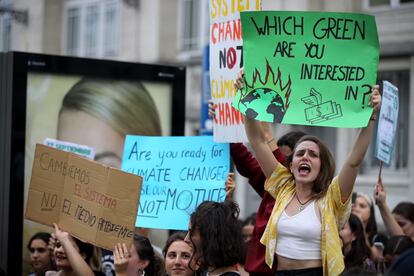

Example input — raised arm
[338,85,381,203]
[230,141,286,197]
[235,70,278,178]
[210,99,267,191]
[53,223,94,276]
[374,177,405,236]
[232,121,283,193]
[211,97,284,196]
[244,116,278,178]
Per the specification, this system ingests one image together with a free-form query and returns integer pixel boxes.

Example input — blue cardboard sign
[121,136,230,230]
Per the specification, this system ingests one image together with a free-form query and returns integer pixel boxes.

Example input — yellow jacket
[260,163,352,276]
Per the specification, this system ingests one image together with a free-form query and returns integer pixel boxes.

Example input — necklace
[295,192,314,211]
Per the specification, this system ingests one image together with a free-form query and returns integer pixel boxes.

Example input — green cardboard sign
[233,11,379,127]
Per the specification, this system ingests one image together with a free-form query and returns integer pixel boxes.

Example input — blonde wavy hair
[60,78,161,136]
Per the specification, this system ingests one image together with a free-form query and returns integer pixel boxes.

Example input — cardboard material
[25,144,142,250]
[375,80,399,164]
[209,0,262,142]
[122,135,230,230]
[233,11,380,128]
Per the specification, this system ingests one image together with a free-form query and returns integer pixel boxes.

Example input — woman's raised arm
[338,85,381,203]
[374,177,405,236]
[235,69,279,178]
[53,223,94,276]
[244,117,279,178]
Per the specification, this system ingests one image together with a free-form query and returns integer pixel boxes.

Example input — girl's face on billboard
[57,110,124,168]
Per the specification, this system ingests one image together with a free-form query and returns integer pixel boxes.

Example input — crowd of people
[21,72,414,276]
[22,175,414,276]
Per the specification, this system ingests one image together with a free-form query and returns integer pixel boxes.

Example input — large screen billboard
[0,52,186,275]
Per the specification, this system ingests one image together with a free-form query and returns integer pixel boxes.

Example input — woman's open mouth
[298,163,311,175]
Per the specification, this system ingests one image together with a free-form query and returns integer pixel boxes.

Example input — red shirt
[230,143,286,275]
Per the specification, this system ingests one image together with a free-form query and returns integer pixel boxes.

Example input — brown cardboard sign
[25,144,142,250]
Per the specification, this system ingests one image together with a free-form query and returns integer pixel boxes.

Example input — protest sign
[233,11,379,128]
[210,0,261,142]
[122,136,230,230]
[43,138,95,160]
[25,144,142,250]
[375,81,399,164]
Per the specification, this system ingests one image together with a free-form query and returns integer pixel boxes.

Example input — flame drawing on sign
[237,59,292,123]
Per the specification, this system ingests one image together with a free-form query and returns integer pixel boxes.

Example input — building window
[369,0,391,6]
[0,0,13,51]
[182,0,200,51]
[103,1,118,57]
[84,4,99,57]
[0,13,12,51]
[64,0,119,58]
[178,0,209,55]
[363,70,409,173]
[368,0,414,7]
[66,7,80,56]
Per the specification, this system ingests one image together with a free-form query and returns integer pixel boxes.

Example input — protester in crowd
[351,191,380,265]
[237,213,258,276]
[185,200,245,275]
[383,235,414,271]
[57,78,163,275]
[113,234,164,276]
[90,248,103,273]
[27,232,55,276]
[218,171,252,276]
[352,192,378,245]
[237,68,381,275]
[134,227,164,258]
[276,131,307,158]
[386,247,414,275]
[46,223,103,276]
[391,202,414,238]
[209,100,305,275]
[241,213,256,244]
[237,130,305,276]
[374,176,414,241]
[340,214,376,273]
[162,232,194,276]
[370,232,389,273]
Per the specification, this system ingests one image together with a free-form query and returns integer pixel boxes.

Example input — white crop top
[276,200,322,260]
